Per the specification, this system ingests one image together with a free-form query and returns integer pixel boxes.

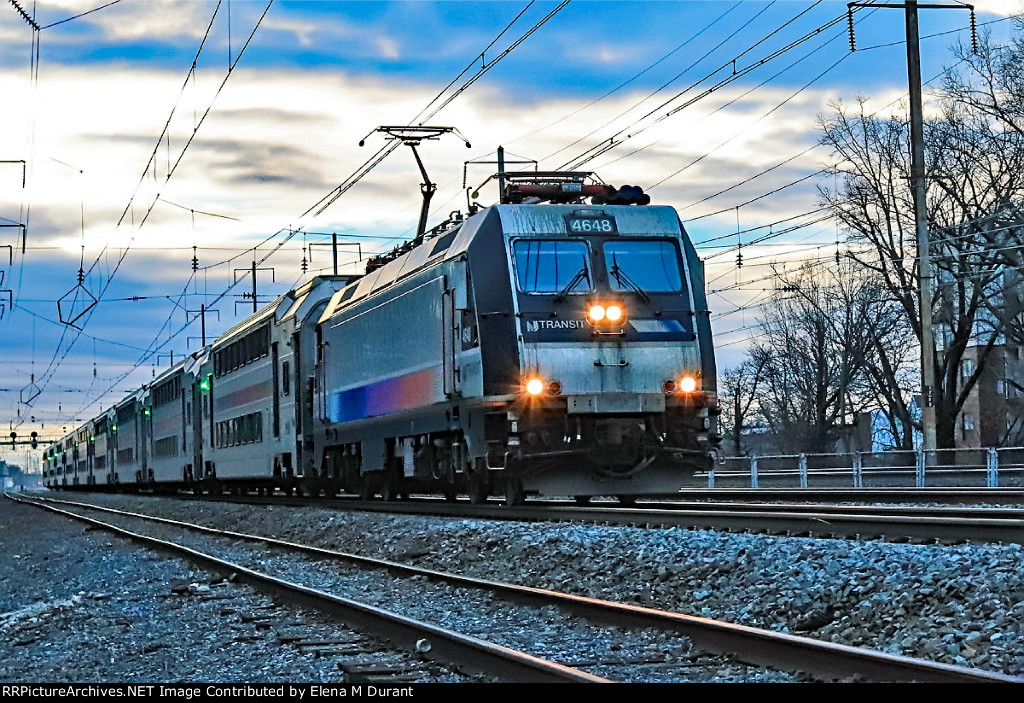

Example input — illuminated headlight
[525,378,545,396]
[587,302,626,325]
[679,376,698,393]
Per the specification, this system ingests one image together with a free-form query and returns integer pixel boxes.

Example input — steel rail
[672,488,1024,505]
[36,487,1024,543]
[323,496,1024,545]
[524,504,1024,545]
[23,493,1021,684]
[5,493,608,684]
[640,501,1024,520]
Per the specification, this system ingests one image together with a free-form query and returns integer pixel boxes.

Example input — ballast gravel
[2,491,1023,683]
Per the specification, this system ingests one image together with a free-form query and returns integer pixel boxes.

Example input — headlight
[679,376,697,393]
[587,302,626,325]
[525,378,545,396]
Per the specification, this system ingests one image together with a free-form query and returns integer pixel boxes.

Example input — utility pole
[307,234,361,276]
[847,1,976,453]
[233,262,274,315]
[186,304,219,350]
[905,1,937,453]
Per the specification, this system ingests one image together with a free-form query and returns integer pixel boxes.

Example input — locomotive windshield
[603,239,683,293]
[513,240,593,294]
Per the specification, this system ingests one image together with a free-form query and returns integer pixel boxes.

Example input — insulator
[191,245,199,272]
[736,250,743,268]
[970,11,978,55]
[848,9,855,52]
[77,266,84,284]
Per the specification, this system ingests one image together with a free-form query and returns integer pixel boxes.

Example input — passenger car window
[603,240,683,293]
[513,240,592,294]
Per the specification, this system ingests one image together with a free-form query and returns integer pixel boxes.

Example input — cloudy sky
[0,0,1020,467]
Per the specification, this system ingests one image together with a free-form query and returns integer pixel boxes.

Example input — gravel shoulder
[0,495,466,683]
[3,491,1024,682]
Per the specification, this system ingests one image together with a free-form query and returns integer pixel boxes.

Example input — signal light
[591,184,650,206]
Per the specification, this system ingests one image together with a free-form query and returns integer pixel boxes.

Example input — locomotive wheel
[503,478,525,507]
[381,473,399,502]
[358,477,375,501]
[467,471,489,504]
[379,461,404,502]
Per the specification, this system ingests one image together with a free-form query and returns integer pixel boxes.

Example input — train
[42,170,720,505]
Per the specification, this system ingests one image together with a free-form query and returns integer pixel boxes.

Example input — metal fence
[699,447,1024,488]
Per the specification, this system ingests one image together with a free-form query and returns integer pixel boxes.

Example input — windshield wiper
[609,255,650,303]
[554,265,590,302]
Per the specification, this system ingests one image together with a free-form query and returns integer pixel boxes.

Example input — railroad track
[45,486,1024,544]
[11,493,1019,684]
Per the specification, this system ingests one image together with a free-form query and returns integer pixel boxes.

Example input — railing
[702,447,1024,488]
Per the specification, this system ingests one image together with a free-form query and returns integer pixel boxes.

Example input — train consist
[43,171,720,504]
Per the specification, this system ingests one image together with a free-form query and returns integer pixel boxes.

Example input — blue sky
[0,0,1019,467]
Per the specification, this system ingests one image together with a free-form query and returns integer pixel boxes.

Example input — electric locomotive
[313,171,719,504]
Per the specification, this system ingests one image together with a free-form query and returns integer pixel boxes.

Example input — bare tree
[818,92,1024,448]
[719,357,767,456]
[942,28,1024,140]
[744,261,885,454]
